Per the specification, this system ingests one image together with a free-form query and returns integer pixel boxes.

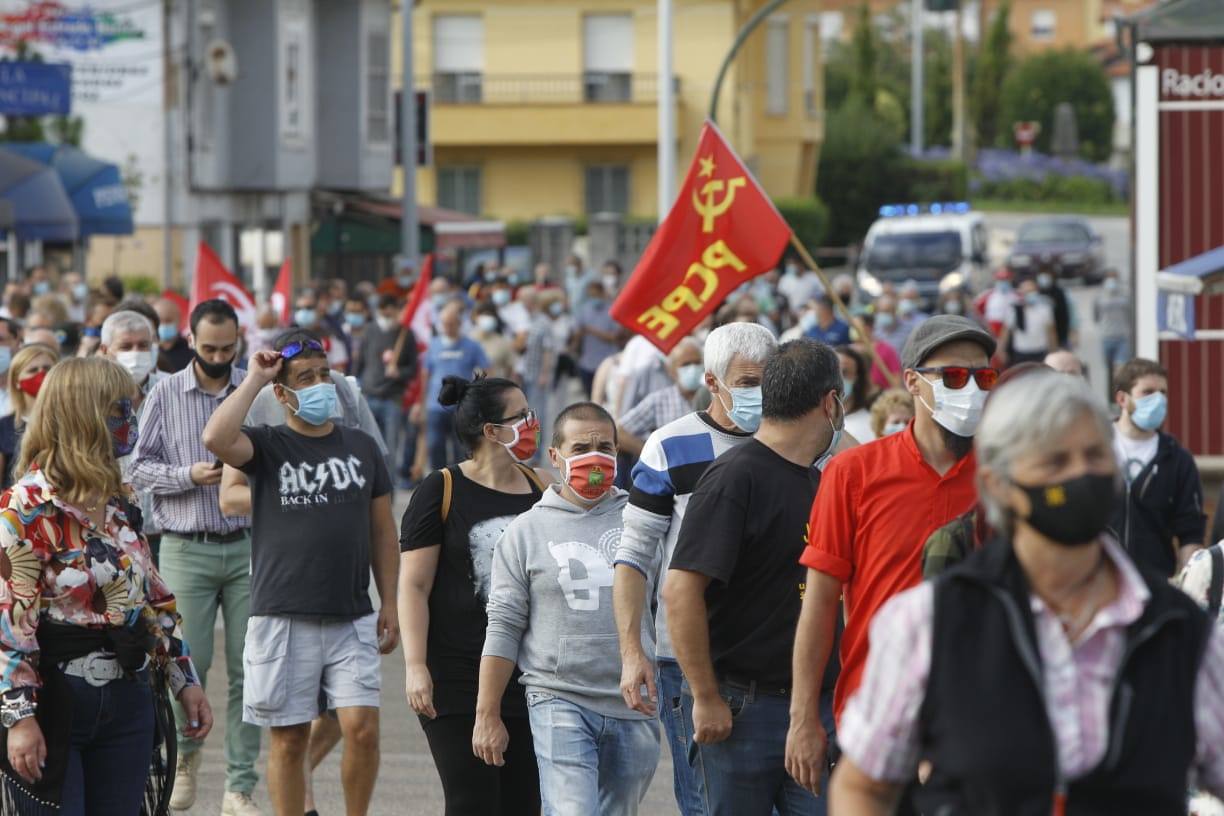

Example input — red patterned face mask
[17,369,47,398]
[560,452,617,503]
[498,413,540,463]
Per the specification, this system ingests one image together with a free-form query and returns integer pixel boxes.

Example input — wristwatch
[0,703,35,728]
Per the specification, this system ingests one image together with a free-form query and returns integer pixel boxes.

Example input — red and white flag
[189,242,258,329]
[399,254,434,346]
[271,259,293,325]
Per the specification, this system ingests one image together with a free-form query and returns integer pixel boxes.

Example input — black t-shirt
[400,465,544,719]
[240,424,391,618]
[0,414,20,490]
[670,439,836,690]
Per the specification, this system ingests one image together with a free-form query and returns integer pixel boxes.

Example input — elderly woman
[830,371,1224,814]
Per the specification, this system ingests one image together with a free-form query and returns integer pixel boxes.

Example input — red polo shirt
[800,423,977,722]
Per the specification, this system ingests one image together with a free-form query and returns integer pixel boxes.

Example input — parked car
[1007,217,1106,285]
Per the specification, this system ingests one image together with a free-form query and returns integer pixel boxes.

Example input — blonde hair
[17,357,136,505]
[8,344,60,421]
[869,388,915,438]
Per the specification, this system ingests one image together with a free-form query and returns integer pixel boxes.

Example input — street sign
[0,61,71,116]
[394,89,432,167]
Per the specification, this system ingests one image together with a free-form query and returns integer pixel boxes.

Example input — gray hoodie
[483,485,656,720]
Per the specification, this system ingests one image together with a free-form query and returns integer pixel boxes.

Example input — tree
[849,3,878,107]
[971,0,1012,150]
[923,30,954,148]
[816,98,906,245]
[998,49,1115,161]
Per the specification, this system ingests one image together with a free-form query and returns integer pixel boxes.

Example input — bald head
[1044,350,1084,377]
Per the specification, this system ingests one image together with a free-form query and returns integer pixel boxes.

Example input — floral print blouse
[0,466,198,709]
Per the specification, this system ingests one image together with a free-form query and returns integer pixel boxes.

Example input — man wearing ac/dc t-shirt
[204,330,401,816]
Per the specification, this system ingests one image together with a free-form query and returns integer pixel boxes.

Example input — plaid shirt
[840,537,1224,795]
[619,385,693,439]
[129,364,249,535]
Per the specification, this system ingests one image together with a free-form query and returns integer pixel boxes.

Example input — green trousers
[158,532,262,795]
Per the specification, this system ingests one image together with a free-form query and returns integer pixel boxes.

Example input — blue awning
[0,146,78,242]
[1161,245,1224,280]
[4,142,133,237]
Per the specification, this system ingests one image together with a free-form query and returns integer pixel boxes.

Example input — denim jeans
[365,395,403,476]
[426,410,462,470]
[527,692,660,816]
[658,659,706,816]
[60,670,157,816]
[1102,336,1130,373]
[681,680,836,816]
[158,533,261,794]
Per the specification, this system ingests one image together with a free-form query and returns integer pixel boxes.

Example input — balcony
[421,72,680,148]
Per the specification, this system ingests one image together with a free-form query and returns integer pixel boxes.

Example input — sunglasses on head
[278,339,324,360]
[916,366,999,391]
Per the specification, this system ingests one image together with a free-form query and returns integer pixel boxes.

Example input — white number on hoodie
[547,541,614,612]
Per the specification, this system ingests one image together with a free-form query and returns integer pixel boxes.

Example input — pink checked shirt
[839,538,1224,796]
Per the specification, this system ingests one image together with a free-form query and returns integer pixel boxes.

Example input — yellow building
[396,0,825,223]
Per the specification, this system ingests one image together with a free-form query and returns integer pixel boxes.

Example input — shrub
[997,49,1115,162]
[776,197,830,250]
[816,98,906,246]
[899,159,969,203]
[121,275,162,296]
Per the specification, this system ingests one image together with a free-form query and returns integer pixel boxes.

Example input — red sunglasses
[916,366,999,391]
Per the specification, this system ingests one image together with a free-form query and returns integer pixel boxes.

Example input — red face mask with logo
[17,370,47,399]
[560,451,617,503]
[499,414,541,463]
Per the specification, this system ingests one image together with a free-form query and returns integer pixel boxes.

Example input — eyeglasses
[916,366,999,391]
[278,339,324,360]
[494,409,536,426]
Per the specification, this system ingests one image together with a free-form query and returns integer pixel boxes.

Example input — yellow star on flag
[698,155,716,178]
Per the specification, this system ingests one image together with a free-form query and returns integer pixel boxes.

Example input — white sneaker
[221,791,263,816]
[169,750,202,810]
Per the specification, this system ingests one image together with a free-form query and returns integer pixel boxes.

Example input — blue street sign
[1157,290,1196,340]
[0,62,72,116]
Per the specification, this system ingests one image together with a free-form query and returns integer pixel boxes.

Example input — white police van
[856,203,991,306]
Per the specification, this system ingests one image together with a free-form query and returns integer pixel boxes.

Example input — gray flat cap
[900,315,997,370]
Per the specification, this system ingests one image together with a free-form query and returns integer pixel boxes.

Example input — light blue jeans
[527,691,661,816]
[658,658,706,815]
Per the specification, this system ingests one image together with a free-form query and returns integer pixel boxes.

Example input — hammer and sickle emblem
[693,177,747,233]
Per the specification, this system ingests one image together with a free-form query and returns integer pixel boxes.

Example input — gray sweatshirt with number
[483,485,656,720]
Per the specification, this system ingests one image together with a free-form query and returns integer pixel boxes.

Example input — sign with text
[0,60,70,115]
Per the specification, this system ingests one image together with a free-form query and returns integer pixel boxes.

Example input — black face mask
[194,350,234,380]
[1017,473,1117,547]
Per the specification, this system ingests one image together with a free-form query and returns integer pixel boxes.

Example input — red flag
[189,242,258,329]
[159,289,190,333]
[271,259,293,325]
[400,254,434,345]
[610,121,791,353]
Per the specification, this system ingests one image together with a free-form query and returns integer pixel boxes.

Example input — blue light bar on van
[878,202,971,217]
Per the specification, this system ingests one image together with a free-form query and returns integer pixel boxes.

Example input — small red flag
[610,121,791,353]
[271,259,293,325]
[189,242,258,329]
[400,254,434,345]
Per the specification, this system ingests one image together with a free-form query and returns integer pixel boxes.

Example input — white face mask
[918,375,987,438]
[116,349,155,384]
[376,315,397,333]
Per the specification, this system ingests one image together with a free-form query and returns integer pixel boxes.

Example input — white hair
[976,371,1115,531]
[703,322,777,381]
[101,310,155,348]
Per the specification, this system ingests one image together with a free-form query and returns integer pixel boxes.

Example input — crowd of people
[0,253,1218,816]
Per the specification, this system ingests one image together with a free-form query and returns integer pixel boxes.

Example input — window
[584,14,633,102]
[433,15,484,103]
[765,17,789,116]
[279,15,311,146]
[585,165,629,215]
[803,16,820,118]
[437,166,481,215]
[819,11,844,44]
[366,31,390,144]
[1030,10,1056,41]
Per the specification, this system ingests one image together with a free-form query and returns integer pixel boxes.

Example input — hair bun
[437,376,471,407]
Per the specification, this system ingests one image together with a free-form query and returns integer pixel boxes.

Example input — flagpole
[787,234,901,389]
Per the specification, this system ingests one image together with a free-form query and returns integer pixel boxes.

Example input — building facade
[400,0,825,223]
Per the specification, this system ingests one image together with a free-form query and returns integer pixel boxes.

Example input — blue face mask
[716,380,763,433]
[1130,392,1167,432]
[842,377,853,400]
[73,282,90,301]
[32,281,50,296]
[0,346,12,375]
[344,312,366,328]
[158,325,179,343]
[294,308,318,328]
[285,382,338,426]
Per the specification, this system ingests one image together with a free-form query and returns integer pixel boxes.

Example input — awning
[0,146,78,242]
[1131,0,1224,42]
[327,193,506,252]
[1161,245,1224,282]
[4,142,134,237]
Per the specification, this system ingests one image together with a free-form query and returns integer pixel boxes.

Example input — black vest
[915,539,1209,816]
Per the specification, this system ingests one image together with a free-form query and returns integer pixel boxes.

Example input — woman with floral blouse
[0,357,212,815]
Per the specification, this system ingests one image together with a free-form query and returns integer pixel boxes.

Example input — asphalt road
[182,486,678,816]
[185,211,1134,815]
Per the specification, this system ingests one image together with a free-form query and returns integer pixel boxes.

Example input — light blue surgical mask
[799,312,819,332]
[492,289,511,307]
[294,308,318,328]
[716,379,763,433]
[344,312,366,328]
[815,395,846,471]
[842,377,854,400]
[883,421,908,436]
[285,382,338,426]
[32,281,50,296]
[0,346,11,375]
[158,325,179,343]
[73,282,89,301]
[677,364,705,393]
[1130,392,1167,432]
[397,274,413,288]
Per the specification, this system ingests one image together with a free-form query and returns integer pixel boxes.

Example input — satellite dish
[206,39,238,85]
